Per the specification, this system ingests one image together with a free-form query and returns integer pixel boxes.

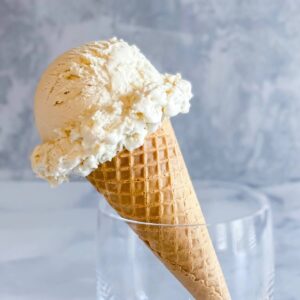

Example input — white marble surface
[261,183,300,300]
[0,181,298,300]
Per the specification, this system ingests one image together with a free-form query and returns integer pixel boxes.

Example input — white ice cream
[31,38,192,186]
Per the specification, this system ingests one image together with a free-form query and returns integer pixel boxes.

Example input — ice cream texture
[31,38,192,185]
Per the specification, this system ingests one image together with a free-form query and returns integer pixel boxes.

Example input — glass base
[97,181,274,300]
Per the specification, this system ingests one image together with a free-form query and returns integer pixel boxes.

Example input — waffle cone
[87,120,230,299]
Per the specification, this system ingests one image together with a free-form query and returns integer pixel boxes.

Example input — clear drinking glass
[96,181,274,300]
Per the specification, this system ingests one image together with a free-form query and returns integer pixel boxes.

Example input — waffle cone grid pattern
[87,120,230,300]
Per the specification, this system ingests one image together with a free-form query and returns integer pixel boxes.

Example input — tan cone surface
[87,120,230,300]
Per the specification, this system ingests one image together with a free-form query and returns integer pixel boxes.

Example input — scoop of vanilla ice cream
[31,37,192,186]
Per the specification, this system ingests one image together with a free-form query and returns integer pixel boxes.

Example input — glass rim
[97,180,270,227]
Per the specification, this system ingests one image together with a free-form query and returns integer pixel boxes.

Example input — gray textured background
[1,0,300,185]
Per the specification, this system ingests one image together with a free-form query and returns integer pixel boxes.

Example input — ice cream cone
[87,119,230,300]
